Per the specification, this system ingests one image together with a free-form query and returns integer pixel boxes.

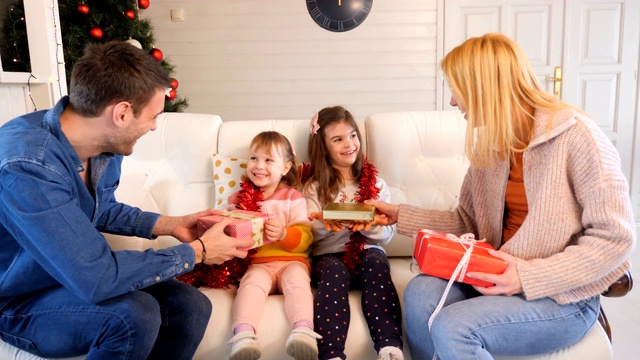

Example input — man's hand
[153,209,220,243]
[197,217,254,265]
[467,250,523,296]
[365,200,399,226]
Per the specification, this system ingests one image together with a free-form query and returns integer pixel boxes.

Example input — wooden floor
[601,234,640,359]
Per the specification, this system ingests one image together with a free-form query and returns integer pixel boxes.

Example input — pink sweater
[229,187,313,268]
[397,108,636,304]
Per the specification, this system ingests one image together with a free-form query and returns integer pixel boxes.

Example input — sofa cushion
[212,154,248,209]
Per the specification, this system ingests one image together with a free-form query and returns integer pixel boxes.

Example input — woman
[368,33,636,359]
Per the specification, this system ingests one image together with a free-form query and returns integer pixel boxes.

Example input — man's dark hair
[69,41,171,117]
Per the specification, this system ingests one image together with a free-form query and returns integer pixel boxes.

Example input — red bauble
[149,48,163,61]
[138,0,150,10]
[166,89,177,101]
[77,4,89,15]
[170,78,179,89]
[89,26,103,39]
[124,9,136,20]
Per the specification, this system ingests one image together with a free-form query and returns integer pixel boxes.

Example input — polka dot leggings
[312,249,403,360]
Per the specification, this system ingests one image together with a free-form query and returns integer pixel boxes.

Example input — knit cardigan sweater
[397,108,636,304]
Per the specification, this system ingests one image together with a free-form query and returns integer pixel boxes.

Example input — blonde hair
[441,33,570,167]
[248,131,300,188]
[305,106,364,207]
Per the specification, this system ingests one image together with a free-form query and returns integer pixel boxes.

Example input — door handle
[545,66,562,98]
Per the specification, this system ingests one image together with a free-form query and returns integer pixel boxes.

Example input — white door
[562,0,639,182]
[443,0,564,98]
[442,0,640,215]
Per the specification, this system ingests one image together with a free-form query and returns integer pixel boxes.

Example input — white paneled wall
[0,85,27,126]
[141,0,440,121]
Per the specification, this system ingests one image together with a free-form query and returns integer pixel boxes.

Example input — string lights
[4,2,29,71]
[52,0,65,100]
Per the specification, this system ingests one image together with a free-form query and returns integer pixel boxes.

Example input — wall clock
[306,0,373,32]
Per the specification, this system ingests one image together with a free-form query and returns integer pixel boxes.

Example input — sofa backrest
[364,111,469,256]
[111,111,469,256]
[216,118,367,164]
[111,113,222,249]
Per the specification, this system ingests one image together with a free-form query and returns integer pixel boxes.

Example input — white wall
[141,0,440,121]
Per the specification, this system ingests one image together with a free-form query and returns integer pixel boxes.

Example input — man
[0,41,254,359]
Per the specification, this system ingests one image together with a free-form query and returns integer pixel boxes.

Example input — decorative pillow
[212,154,247,209]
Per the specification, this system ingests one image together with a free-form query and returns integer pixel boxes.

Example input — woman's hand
[265,217,287,241]
[467,250,523,296]
[365,200,399,226]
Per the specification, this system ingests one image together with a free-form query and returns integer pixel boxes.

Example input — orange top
[503,152,528,243]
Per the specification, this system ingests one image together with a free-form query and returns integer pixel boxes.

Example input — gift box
[198,210,274,249]
[413,229,507,287]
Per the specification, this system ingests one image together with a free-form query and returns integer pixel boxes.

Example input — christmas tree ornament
[166,88,177,101]
[139,0,150,10]
[170,78,179,89]
[124,10,136,20]
[149,48,163,61]
[89,26,103,39]
[125,38,142,49]
[77,4,90,15]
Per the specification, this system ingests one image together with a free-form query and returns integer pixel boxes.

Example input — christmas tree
[0,0,187,112]
[0,0,29,73]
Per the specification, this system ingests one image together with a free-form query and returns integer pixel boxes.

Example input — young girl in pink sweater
[227,131,320,360]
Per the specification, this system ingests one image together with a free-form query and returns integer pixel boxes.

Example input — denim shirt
[0,97,196,307]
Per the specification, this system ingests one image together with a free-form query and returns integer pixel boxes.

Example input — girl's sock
[233,323,255,335]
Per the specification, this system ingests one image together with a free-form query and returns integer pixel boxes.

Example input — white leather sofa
[0,111,613,360]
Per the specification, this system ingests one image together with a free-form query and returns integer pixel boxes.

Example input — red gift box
[413,229,507,287]
[198,210,274,249]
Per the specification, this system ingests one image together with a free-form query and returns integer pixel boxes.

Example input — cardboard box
[322,202,375,221]
[413,229,507,287]
[198,210,274,249]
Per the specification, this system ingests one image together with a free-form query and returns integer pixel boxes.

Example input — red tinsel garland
[340,157,379,278]
[176,179,262,289]
[299,162,314,184]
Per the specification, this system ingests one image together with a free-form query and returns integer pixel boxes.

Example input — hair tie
[309,113,320,135]
[290,143,297,157]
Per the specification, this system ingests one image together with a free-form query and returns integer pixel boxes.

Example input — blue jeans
[0,279,211,360]
[404,275,599,360]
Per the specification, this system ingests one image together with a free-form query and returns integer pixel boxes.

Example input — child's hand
[310,212,348,232]
[348,220,373,232]
[265,217,287,241]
